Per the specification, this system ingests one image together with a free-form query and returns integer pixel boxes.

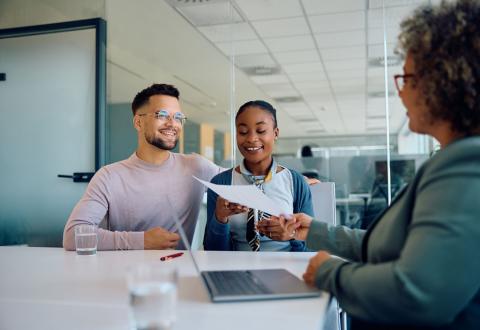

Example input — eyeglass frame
[394,73,416,92]
[137,109,187,126]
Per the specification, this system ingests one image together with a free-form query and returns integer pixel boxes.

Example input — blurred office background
[0,0,440,246]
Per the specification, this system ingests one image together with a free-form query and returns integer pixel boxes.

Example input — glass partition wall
[1,0,439,246]
[157,0,435,228]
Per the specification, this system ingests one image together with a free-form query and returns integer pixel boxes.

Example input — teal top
[307,136,480,329]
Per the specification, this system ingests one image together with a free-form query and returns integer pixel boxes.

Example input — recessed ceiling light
[294,117,317,122]
[368,56,401,67]
[243,66,281,76]
[368,90,395,98]
[273,96,303,103]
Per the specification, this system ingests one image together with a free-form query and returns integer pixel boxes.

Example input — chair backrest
[309,182,336,226]
[191,192,208,250]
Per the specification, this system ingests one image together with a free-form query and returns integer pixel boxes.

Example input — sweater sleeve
[312,173,480,325]
[306,221,365,261]
[63,168,144,251]
[287,169,314,251]
[203,170,233,251]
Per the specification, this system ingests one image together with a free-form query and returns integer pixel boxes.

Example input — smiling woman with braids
[259,1,480,329]
[203,100,314,252]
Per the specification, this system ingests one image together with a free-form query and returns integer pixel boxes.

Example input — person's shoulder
[211,168,233,184]
[282,167,307,185]
[176,153,223,179]
[173,152,209,167]
[426,136,480,172]
[101,156,135,174]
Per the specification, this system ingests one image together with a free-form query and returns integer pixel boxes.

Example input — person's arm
[197,153,227,181]
[306,220,365,261]
[311,175,480,326]
[203,187,232,251]
[203,171,249,251]
[63,169,144,251]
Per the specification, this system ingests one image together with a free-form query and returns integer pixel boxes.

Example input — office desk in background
[0,247,329,330]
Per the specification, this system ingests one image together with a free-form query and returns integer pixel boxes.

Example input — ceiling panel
[250,74,289,84]
[368,0,426,9]
[325,58,366,71]
[274,49,320,65]
[288,71,326,83]
[198,22,257,43]
[264,35,315,52]
[157,0,411,137]
[367,43,397,58]
[261,83,299,98]
[308,11,365,33]
[315,30,365,48]
[320,45,366,61]
[367,27,399,44]
[304,94,336,105]
[296,81,331,94]
[283,62,325,74]
[234,0,303,21]
[251,17,310,38]
[333,85,366,95]
[216,39,267,55]
[176,2,243,26]
[368,6,417,29]
[327,69,365,79]
[234,53,276,68]
[299,121,324,129]
[302,0,366,15]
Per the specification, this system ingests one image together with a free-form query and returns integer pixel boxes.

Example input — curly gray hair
[397,0,480,135]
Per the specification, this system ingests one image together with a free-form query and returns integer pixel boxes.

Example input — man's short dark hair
[131,84,180,115]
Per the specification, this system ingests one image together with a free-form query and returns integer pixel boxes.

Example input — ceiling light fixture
[368,55,401,67]
[273,96,303,103]
[243,66,281,76]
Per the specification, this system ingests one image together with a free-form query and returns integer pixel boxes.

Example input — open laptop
[171,205,321,303]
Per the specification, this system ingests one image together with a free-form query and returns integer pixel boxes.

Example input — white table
[0,247,329,330]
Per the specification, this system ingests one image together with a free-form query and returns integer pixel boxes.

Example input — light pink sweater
[63,152,221,250]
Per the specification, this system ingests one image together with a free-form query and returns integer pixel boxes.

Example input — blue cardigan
[203,167,314,251]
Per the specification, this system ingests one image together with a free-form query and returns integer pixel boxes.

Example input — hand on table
[303,251,332,287]
[144,227,180,250]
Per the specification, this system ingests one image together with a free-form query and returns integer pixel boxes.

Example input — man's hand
[303,251,331,287]
[144,227,180,250]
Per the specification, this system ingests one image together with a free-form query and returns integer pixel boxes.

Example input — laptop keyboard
[207,271,272,296]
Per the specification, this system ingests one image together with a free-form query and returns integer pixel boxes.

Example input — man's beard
[145,132,178,150]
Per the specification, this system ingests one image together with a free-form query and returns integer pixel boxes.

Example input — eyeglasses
[394,73,415,92]
[137,109,187,126]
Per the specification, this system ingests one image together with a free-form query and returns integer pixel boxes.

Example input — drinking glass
[74,224,98,255]
[127,263,178,330]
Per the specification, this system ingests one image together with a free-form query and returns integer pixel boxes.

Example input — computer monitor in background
[374,159,416,196]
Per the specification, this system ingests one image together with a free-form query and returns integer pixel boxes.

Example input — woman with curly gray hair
[259,1,480,329]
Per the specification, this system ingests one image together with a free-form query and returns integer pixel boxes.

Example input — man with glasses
[63,84,222,250]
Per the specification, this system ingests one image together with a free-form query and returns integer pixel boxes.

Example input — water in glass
[130,282,177,330]
[75,232,97,255]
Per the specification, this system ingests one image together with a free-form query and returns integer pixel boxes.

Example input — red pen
[160,252,184,261]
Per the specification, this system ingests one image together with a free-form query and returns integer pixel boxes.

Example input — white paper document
[193,176,287,217]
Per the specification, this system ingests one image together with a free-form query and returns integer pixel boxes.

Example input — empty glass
[74,224,98,255]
